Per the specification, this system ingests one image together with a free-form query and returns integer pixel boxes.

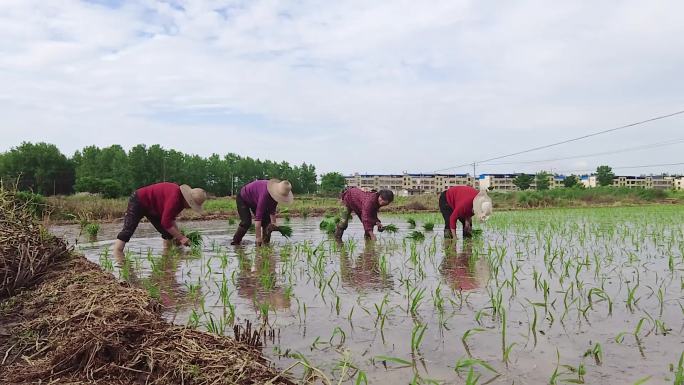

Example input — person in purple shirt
[231,179,294,246]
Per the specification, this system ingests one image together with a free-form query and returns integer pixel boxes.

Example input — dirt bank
[0,189,293,385]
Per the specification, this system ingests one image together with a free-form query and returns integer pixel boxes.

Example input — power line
[478,138,684,166]
[556,161,684,175]
[433,109,684,172]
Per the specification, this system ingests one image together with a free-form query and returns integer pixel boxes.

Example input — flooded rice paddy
[52,206,684,384]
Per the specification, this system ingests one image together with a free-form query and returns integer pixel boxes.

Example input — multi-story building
[347,172,683,193]
[344,173,475,196]
[675,177,684,190]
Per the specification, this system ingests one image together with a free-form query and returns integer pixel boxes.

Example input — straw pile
[0,188,293,385]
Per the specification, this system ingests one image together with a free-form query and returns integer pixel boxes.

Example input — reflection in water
[114,247,194,314]
[339,241,394,291]
[439,240,489,291]
[236,248,291,311]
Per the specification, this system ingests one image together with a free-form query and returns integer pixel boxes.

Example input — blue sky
[1,0,683,176]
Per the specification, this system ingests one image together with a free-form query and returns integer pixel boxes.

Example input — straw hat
[473,190,493,222]
[267,179,294,204]
[180,184,207,213]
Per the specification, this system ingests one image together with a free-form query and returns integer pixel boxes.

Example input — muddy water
[52,206,684,384]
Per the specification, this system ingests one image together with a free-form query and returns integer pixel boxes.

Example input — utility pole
[472,162,477,189]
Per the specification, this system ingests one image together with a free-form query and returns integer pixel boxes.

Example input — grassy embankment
[26,187,684,223]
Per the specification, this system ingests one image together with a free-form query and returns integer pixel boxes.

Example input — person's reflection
[236,249,291,311]
[439,240,488,291]
[339,241,394,291]
[114,246,194,312]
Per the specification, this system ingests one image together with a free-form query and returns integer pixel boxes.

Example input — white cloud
[1,0,683,176]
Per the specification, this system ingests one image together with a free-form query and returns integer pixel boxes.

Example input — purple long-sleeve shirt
[239,180,278,221]
[342,188,381,233]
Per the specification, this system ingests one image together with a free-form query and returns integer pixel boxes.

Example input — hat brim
[473,195,492,218]
[267,179,294,204]
[180,184,204,214]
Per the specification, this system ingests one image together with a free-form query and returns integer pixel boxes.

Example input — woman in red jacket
[440,186,492,239]
[113,182,207,259]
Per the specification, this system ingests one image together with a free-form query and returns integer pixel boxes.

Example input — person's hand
[256,236,263,247]
[178,236,191,247]
[266,223,278,232]
[377,224,384,232]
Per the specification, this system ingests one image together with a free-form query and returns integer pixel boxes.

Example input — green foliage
[422,221,435,231]
[563,174,580,188]
[382,224,398,233]
[13,191,46,217]
[406,230,425,241]
[513,174,534,191]
[535,171,551,191]
[0,142,74,195]
[320,172,346,195]
[596,165,615,187]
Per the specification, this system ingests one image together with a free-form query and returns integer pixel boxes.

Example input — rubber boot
[231,225,249,245]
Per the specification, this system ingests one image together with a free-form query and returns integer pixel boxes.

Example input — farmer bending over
[113,182,207,259]
[335,188,394,241]
[440,186,492,239]
[231,179,293,246]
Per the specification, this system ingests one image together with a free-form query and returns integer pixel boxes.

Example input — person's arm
[255,220,263,246]
[361,199,378,239]
[270,213,277,227]
[449,209,459,238]
[463,217,473,238]
[162,196,189,246]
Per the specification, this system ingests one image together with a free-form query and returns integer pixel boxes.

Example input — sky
[1,0,683,176]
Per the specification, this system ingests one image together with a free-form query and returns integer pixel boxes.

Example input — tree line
[0,142,345,197]
[511,166,615,191]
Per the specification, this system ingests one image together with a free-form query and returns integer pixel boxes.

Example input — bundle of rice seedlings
[472,229,483,237]
[407,218,416,228]
[319,217,337,234]
[423,221,435,231]
[405,230,425,241]
[382,224,398,233]
[276,225,293,238]
[181,229,203,246]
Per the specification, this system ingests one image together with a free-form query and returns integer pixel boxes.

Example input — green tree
[513,174,534,191]
[320,172,346,194]
[0,142,74,195]
[596,165,615,187]
[535,171,551,190]
[563,174,579,188]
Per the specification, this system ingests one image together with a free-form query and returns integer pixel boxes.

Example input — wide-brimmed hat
[267,179,294,204]
[180,184,207,213]
[473,190,493,222]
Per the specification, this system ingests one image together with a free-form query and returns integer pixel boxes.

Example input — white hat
[267,179,294,204]
[180,185,207,213]
[473,190,493,222]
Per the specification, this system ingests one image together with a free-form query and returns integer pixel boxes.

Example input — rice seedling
[84,222,100,240]
[276,224,293,238]
[405,231,425,242]
[422,221,434,231]
[407,217,416,228]
[181,228,203,247]
[382,224,398,233]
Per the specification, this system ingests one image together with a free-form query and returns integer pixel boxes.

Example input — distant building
[346,172,682,193]
[344,172,476,196]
